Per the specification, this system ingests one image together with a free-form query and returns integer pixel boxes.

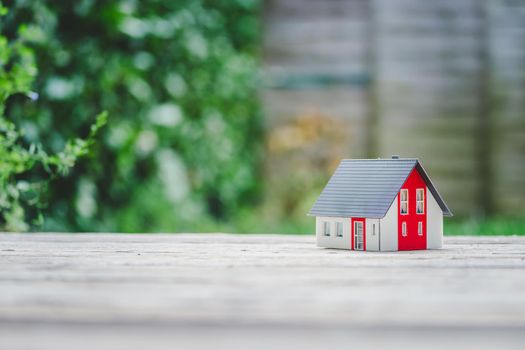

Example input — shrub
[0,2,106,230]
[3,0,262,232]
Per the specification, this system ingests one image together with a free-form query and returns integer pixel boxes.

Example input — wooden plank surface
[1,233,525,350]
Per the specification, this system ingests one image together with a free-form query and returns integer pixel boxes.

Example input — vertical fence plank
[475,0,494,217]
[365,0,380,158]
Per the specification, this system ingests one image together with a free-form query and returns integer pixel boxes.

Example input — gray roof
[308,158,452,218]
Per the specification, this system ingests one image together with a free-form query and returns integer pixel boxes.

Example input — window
[323,221,331,236]
[416,188,425,214]
[400,189,408,214]
[418,222,423,236]
[402,222,407,237]
[372,224,376,236]
[354,221,364,250]
[335,222,343,237]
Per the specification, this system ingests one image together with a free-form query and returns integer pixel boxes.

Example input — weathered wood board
[1,233,524,350]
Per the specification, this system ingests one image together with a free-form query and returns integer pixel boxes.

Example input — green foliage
[0,3,107,231]
[445,218,525,236]
[3,0,262,231]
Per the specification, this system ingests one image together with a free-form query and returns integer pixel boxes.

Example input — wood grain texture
[1,233,524,350]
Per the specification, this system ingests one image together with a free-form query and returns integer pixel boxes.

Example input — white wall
[379,195,398,251]
[426,186,443,249]
[366,218,380,251]
[315,189,442,251]
[316,216,351,249]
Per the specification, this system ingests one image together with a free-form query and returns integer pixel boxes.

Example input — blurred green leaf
[0,1,107,230]
[3,0,262,232]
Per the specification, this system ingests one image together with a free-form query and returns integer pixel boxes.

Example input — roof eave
[415,161,453,217]
[307,211,385,219]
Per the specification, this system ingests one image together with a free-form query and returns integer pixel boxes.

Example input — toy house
[308,156,452,251]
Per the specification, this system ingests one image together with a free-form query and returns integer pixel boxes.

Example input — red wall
[397,168,427,250]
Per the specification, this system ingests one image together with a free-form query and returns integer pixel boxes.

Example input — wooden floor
[1,234,524,350]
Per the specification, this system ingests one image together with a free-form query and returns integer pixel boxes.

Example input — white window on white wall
[418,221,423,236]
[400,189,408,215]
[402,222,407,237]
[323,221,331,236]
[335,222,343,237]
[416,188,425,214]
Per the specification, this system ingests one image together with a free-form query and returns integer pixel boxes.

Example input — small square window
[335,222,343,237]
[402,222,407,237]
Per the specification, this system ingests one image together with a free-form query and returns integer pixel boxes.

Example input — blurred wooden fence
[262,0,525,217]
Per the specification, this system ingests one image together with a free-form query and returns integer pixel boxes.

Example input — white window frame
[416,188,425,214]
[400,189,408,215]
[335,221,343,238]
[323,221,331,236]
[402,222,407,237]
[354,221,364,250]
[418,221,423,236]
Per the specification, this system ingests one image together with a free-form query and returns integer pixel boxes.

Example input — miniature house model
[309,157,452,251]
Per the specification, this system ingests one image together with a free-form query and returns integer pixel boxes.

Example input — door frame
[351,218,366,251]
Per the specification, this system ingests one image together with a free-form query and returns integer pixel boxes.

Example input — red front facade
[397,168,427,250]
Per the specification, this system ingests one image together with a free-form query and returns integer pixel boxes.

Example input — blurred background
[2,0,525,234]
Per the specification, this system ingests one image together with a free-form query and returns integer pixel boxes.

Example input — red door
[351,218,366,251]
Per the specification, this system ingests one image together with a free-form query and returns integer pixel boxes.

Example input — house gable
[397,167,427,250]
[413,162,452,217]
